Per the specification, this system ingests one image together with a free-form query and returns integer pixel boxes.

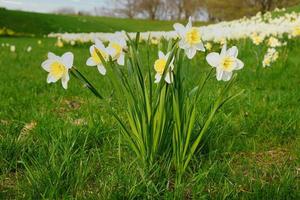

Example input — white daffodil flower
[173,17,205,59]
[41,52,73,89]
[154,51,174,84]
[206,44,244,81]
[107,32,127,66]
[86,39,109,75]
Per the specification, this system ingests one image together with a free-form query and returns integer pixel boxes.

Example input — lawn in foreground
[0,37,299,199]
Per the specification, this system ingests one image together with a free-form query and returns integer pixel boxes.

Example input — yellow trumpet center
[220,57,235,72]
[50,61,66,79]
[110,43,122,57]
[186,27,201,45]
[92,47,107,64]
[154,58,167,75]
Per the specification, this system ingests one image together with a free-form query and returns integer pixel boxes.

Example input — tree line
[114,0,300,21]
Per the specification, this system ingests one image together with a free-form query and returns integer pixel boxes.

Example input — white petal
[61,52,74,69]
[186,17,192,29]
[158,51,165,59]
[221,71,233,81]
[89,45,95,55]
[179,39,189,49]
[164,72,173,84]
[195,42,205,51]
[61,73,70,89]
[95,39,105,49]
[107,46,116,57]
[86,57,96,66]
[97,64,106,75]
[216,68,224,81]
[117,54,125,66]
[154,73,162,83]
[47,74,59,83]
[41,60,52,72]
[185,47,197,59]
[227,46,238,57]
[235,59,244,70]
[48,52,58,59]
[173,23,186,37]
[221,44,227,56]
[206,53,221,68]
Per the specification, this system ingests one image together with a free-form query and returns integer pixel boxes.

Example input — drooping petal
[206,53,221,68]
[221,71,233,81]
[164,72,173,84]
[86,57,95,66]
[185,47,197,59]
[154,73,162,83]
[95,38,105,49]
[117,54,125,66]
[61,52,74,69]
[227,46,238,57]
[97,64,106,75]
[216,68,224,81]
[47,74,59,83]
[179,39,189,49]
[89,45,95,55]
[61,73,70,89]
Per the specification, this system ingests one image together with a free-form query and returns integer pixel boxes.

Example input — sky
[0,0,112,13]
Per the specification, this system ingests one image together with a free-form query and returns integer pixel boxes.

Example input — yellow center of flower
[293,26,300,36]
[50,61,66,79]
[186,27,201,45]
[110,43,122,57]
[92,47,107,64]
[220,57,235,72]
[154,58,167,75]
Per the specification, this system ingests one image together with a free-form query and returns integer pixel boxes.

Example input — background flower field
[0,4,300,199]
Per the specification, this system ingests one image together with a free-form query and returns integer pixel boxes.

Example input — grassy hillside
[0,8,180,35]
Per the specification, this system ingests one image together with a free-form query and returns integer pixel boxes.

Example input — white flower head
[41,52,73,89]
[173,17,205,59]
[107,32,127,66]
[86,38,109,75]
[206,44,244,81]
[154,51,174,84]
[10,45,15,52]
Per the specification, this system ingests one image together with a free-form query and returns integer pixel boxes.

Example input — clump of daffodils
[42,17,245,193]
[267,36,282,48]
[262,48,279,68]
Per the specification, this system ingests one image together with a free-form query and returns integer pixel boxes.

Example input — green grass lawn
[0,36,299,199]
[0,8,199,36]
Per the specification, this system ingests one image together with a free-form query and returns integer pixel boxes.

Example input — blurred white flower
[10,45,15,52]
[154,51,174,84]
[206,45,244,81]
[86,39,108,75]
[27,46,32,52]
[173,17,205,59]
[41,52,73,89]
[263,48,279,67]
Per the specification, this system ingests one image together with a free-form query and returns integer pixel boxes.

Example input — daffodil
[41,52,73,89]
[262,48,278,68]
[86,39,109,75]
[206,45,244,81]
[10,45,15,52]
[267,36,281,48]
[154,51,174,84]
[292,26,300,37]
[173,17,205,59]
[251,33,264,45]
[107,32,127,66]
